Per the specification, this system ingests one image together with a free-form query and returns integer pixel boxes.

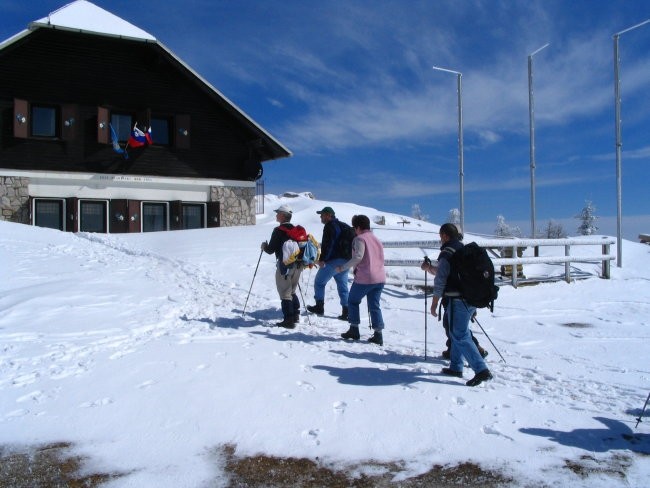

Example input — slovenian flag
[128,123,153,147]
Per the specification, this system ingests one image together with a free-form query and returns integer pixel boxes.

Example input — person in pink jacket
[335,214,386,345]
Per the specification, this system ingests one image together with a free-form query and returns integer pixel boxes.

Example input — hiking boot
[478,347,488,359]
[466,369,493,387]
[441,367,463,378]
[307,300,324,315]
[442,350,451,360]
[337,306,349,321]
[276,318,296,329]
[368,331,383,346]
[277,299,295,328]
[293,314,300,324]
[341,326,360,340]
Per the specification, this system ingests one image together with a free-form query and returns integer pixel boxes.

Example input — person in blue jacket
[306,206,351,320]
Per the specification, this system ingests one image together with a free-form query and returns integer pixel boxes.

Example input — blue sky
[2,1,649,238]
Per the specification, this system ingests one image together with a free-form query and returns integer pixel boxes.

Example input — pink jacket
[346,230,386,284]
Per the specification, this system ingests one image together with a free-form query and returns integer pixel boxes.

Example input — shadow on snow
[520,416,650,454]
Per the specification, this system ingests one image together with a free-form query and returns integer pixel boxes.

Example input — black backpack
[450,242,499,311]
[334,221,355,260]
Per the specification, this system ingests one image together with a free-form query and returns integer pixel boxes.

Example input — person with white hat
[261,204,302,328]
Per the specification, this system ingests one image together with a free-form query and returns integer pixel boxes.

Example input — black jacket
[437,239,463,296]
[264,224,294,261]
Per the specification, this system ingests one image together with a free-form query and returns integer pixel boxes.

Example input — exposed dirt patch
[1,441,643,487]
[0,442,126,488]
[563,452,633,480]
[219,444,514,487]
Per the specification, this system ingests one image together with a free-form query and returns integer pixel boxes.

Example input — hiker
[426,223,492,386]
[335,215,386,346]
[306,206,351,320]
[261,204,302,328]
[421,251,488,360]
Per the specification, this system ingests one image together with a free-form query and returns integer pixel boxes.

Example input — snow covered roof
[0,0,292,159]
[30,0,156,41]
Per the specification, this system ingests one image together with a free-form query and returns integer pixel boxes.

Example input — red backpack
[279,224,308,242]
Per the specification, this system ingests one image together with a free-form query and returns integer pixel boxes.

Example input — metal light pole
[528,43,549,239]
[613,19,650,268]
[432,66,464,233]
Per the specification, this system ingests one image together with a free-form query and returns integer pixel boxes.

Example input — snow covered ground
[1,193,648,487]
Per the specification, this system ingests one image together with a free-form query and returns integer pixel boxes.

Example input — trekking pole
[470,313,506,363]
[297,281,312,326]
[305,266,313,302]
[367,299,372,330]
[242,248,263,316]
[423,256,430,360]
[636,391,650,428]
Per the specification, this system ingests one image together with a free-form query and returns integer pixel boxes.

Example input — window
[182,203,205,229]
[34,199,64,230]
[111,113,133,141]
[80,200,108,233]
[31,105,58,137]
[142,202,168,232]
[150,117,170,146]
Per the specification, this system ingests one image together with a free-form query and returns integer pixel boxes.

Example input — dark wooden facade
[0,27,288,178]
[0,12,290,233]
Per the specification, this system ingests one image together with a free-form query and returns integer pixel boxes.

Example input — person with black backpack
[425,223,493,387]
[306,206,354,320]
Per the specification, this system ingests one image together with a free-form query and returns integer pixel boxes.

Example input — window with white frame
[79,200,108,233]
[34,198,64,230]
[142,202,168,232]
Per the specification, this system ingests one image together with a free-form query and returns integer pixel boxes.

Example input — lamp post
[528,43,549,240]
[432,66,464,233]
[613,19,650,268]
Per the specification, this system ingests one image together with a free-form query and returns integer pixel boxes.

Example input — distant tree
[411,204,429,222]
[447,208,460,225]
[542,219,567,238]
[576,200,599,235]
[495,215,521,237]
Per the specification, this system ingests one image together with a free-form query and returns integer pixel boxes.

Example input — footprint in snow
[301,429,321,445]
[79,397,113,408]
[297,381,315,391]
[16,390,45,403]
[482,424,515,441]
[333,401,347,413]
[453,396,466,406]
[3,409,29,420]
[109,349,136,360]
[274,352,288,359]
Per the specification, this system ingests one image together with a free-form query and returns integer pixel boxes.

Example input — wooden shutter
[175,114,191,149]
[207,201,220,228]
[13,98,28,139]
[97,106,109,144]
[61,104,79,141]
[66,197,78,233]
[128,200,141,233]
[170,200,183,230]
[110,199,129,233]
